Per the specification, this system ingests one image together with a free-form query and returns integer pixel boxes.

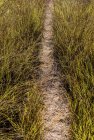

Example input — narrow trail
[39,0,71,139]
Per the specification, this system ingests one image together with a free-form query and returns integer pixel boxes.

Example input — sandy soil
[39,0,71,139]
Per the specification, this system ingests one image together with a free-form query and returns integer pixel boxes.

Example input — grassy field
[0,0,94,139]
[54,0,94,139]
[0,0,44,139]
[0,0,4,6]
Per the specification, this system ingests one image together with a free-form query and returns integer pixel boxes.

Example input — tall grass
[54,0,94,139]
[0,0,45,139]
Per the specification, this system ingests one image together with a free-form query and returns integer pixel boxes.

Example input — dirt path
[39,0,71,139]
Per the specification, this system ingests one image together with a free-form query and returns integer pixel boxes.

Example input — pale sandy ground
[39,0,71,140]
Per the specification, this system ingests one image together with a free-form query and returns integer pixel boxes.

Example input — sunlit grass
[0,0,45,139]
[54,0,94,139]
[0,0,4,6]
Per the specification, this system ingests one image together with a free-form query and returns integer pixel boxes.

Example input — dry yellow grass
[0,0,45,139]
[54,0,94,139]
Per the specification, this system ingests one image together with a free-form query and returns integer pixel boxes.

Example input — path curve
[39,0,71,139]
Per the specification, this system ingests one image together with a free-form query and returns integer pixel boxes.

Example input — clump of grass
[0,0,45,139]
[0,83,42,140]
[54,0,94,139]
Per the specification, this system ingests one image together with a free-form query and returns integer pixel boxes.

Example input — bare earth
[39,0,71,140]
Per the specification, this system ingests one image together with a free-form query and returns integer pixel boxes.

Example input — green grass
[0,0,45,139]
[54,0,94,139]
